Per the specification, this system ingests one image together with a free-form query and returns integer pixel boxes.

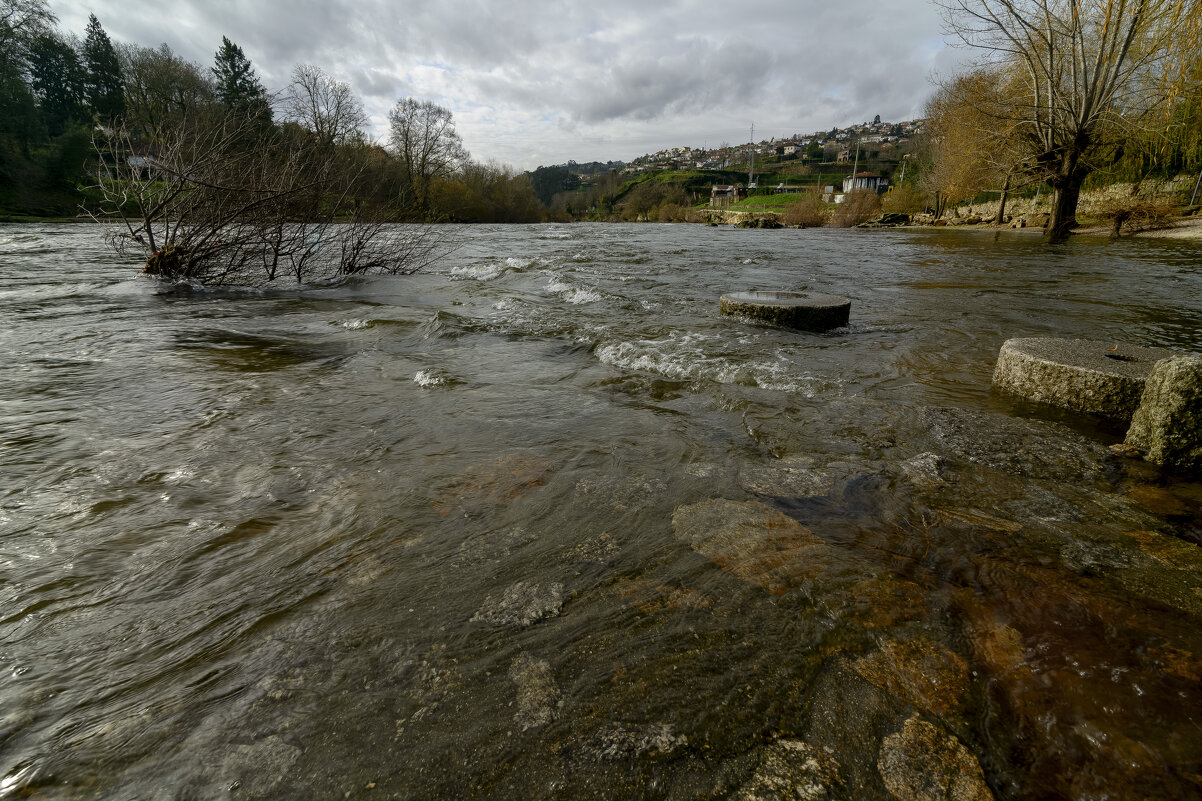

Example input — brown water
[1,222,1200,799]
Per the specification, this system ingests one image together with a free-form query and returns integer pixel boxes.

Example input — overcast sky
[48,0,966,169]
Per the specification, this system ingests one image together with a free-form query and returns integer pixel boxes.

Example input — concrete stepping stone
[720,290,850,332]
[992,337,1175,422]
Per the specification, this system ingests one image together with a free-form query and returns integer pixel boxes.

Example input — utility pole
[850,139,860,191]
[747,122,756,189]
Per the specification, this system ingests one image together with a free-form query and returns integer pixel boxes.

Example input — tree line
[0,1,547,231]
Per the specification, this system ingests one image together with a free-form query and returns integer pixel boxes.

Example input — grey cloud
[47,0,960,168]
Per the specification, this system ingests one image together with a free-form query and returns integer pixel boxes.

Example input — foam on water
[450,257,537,281]
[413,369,448,387]
[543,272,601,304]
[594,335,831,395]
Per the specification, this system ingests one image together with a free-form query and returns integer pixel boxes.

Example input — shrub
[781,195,828,227]
[655,203,702,222]
[881,185,926,215]
[1095,198,1177,236]
[831,190,882,227]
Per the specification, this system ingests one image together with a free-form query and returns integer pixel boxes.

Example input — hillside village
[531,118,930,223]
[621,119,924,174]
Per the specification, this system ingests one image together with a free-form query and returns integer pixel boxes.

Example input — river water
[1,222,1201,800]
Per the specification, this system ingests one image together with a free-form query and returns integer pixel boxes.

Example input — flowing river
[1,222,1201,800]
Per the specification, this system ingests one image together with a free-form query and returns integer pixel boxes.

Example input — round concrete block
[992,337,1176,422]
[1124,355,1202,471]
[720,291,850,332]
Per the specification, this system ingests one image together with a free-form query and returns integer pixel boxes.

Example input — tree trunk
[1044,147,1087,244]
[1044,180,1081,243]
[994,173,1011,225]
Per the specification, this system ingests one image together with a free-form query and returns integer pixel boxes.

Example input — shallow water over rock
[1,222,1200,799]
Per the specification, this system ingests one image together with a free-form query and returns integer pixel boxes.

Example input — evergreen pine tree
[30,33,84,135]
[81,14,124,121]
[212,36,271,124]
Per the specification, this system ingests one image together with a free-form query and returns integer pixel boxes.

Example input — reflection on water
[0,222,1200,799]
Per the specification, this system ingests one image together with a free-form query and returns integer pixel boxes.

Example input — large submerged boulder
[1124,354,1202,471]
[992,337,1175,422]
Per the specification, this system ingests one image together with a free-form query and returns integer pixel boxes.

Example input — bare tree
[388,97,469,217]
[938,0,1202,242]
[282,64,368,148]
[88,108,444,286]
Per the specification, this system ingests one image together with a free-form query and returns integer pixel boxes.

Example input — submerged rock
[583,723,687,761]
[672,498,826,594]
[853,639,971,720]
[613,577,713,614]
[734,739,846,801]
[877,716,993,801]
[470,581,564,627]
[509,653,561,730]
[1124,354,1202,471]
[434,453,551,516]
[899,452,946,488]
[215,735,303,796]
[739,457,835,498]
[920,406,1112,482]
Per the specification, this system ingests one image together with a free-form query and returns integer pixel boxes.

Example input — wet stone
[582,723,687,761]
[801,659,911,797]
[1124,354,1202,471]
[853,639,971,720]
[672,498,827,594]
[992,337,1174,422]
[877,716,994,801]
[720,291,851,332]
[1120,529,1202,571]
[734,739,847,801]
[899,452,946,488]
[470,581,564,627]
[920,406,1112,483]
[739,457,835,498]
[509,653,561,730]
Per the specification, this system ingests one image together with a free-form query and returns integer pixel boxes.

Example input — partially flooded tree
[88,108,444,286]
[937,0,1202,242]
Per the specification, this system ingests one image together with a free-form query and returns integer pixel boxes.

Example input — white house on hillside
[842,172,889,193]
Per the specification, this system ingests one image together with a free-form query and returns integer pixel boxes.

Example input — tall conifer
[82,14,123,121]
[212,36,271,124]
